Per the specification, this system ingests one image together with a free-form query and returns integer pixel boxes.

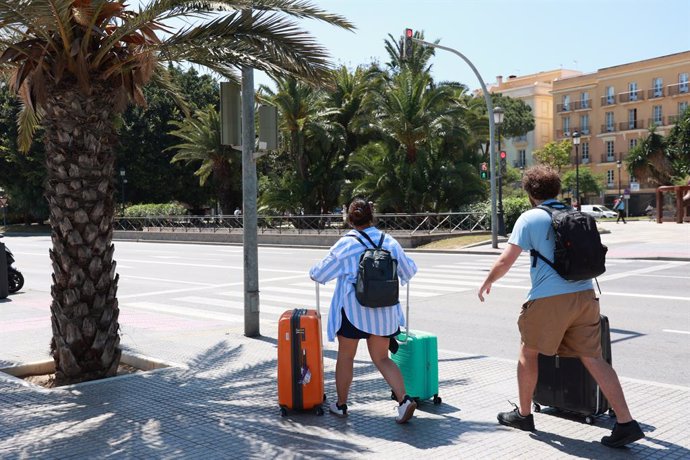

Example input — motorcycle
[1,238,24,294]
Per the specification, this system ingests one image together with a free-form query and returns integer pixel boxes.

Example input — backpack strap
[530,202,566,271]
[356,229,382,248]
[347,234,369,249]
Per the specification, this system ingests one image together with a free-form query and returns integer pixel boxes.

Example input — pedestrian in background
[478,165,644,448]
[310,197,419,424]
[613,195,626,224]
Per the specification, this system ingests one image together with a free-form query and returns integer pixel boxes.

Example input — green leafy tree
[168,105,241,214]
[533,140,573,173]
[665,107,690,182]
[562,168,603,204]
[626,127,671,186]
[0,0,352,385]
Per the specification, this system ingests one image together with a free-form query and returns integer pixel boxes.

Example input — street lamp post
[494,106,505,236]
[572,131,581,209]
[407,36,499,248]
[617,160,622,196]
[119,168,126,216]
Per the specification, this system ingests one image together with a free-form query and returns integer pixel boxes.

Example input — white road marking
[173,296,294,316]
[121,275,217,286]
[598,261,690,282]
[123,301,244,323]
[603,292,690,302]
[663,329,690,335]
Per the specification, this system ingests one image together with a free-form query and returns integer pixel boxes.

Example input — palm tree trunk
[43,87,121,386]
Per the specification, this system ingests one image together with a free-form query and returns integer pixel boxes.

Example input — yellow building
[490,69,581,169]
[551,51,690,214]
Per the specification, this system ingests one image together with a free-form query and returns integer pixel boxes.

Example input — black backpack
[348,230,399,307]
[530,202,608,281]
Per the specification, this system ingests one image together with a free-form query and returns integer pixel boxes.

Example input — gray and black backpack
[531,202,608,281]
[348,230,399,307]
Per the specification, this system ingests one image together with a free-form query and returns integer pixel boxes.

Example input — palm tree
[0,0,352,385]
[168,105,240,214]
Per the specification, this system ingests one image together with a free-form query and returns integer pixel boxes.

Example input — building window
[607,170,615,185]
[606,86,615,104]
[653,105,663,125]
[518,149,526,167]
[582,142,589,162]
[580,114,590,134]
[680,101,689,116]
[580,92,590,109]
[653,77,663,98]
[628,109,637,129]
[606,112,615,131]
[563,116,570,135]
[563,95,570,111]
[680,73,689,93]
[629,138,638,150]
[606,141,615,161]
[629,82,638,101]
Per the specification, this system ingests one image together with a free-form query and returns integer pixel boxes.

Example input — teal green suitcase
[390,284,442,405]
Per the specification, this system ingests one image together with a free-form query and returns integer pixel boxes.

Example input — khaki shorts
[517,290,602,358]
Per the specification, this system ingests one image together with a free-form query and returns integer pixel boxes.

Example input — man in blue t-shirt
[478,165,644,448]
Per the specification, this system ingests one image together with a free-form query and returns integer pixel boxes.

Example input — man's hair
[522,165,561,200]
[348,197,373,227]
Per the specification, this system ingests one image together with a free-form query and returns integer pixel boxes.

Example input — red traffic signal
[402,28,414,61]
[500,151,507,160]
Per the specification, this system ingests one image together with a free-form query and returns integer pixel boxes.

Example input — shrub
[124,203,188,217]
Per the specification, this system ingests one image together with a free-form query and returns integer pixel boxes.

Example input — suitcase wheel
[533,403,541,413]
[391,390,397,401]
[585,415,594,425]
[280,407,288,417]
[433,395,442,405]
[323,393,327,403]
[315,406,324,416]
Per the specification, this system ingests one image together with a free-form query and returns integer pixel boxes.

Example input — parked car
[580,204,617,219]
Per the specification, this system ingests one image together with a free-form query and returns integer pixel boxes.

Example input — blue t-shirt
[508,199,593,300]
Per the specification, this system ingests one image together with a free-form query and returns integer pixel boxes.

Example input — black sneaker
[497,404,535,432]
[601,420,645,448]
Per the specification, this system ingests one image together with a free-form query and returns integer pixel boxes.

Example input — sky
[251,0,690,90]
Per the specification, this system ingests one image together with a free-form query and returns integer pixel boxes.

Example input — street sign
[624,187,631,199]
[630,182,640,191]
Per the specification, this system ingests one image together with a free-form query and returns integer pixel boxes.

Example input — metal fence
[113,212,490,235]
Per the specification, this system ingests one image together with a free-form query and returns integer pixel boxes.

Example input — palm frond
[16,94,42,153]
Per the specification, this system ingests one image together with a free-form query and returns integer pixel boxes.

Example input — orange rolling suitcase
[277,283,325,416]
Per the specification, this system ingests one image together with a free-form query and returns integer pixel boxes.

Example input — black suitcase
[533,315,613,424]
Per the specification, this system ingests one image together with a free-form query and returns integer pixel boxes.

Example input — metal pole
[575,144,579,209]
[497,126,505,236]
[242,8,260,337]
[412,38,498,248]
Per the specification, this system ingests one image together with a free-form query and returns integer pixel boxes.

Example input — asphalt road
[4,235,690,387]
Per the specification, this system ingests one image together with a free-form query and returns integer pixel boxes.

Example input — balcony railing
[600,152,622,163]
[619,120,645,131]
[668,114,683,124]
[647,88,665,99]
[556,129,570,138]
[667,83,690,96]
[579,125,591,135]
[557,103,571,112]
[601,95,616,106]
[581,157,590,164]
[648,117,665,127]
[618,91,644,103]
[601,123,617,133]
[573,100,591,110]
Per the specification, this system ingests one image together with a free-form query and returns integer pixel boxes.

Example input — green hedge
[460,197,531,234]
[123,203,188,217]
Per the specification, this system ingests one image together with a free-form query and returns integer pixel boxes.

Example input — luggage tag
[298,349,311,385]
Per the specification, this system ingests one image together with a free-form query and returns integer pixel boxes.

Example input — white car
[580,204,617,219]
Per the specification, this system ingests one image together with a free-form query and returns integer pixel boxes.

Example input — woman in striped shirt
[310,198,418,424]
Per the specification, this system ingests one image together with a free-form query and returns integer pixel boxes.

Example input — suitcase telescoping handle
[315,281,321,316]
[401,282,410,343]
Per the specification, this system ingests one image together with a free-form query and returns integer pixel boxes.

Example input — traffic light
[500,150,507,173]
[479,162,489,180]
[402,28,413,61]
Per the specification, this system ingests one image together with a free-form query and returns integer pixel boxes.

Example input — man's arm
[478,243,523,302]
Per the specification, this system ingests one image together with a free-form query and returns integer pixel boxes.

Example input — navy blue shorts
[337,309,400,340]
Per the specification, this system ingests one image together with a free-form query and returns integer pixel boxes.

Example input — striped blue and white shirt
[309,226,418,342]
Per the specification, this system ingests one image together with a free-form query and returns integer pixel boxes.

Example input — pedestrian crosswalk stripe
[288,282,464,297]
[173,296,291,316]
[124,301,246,323]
